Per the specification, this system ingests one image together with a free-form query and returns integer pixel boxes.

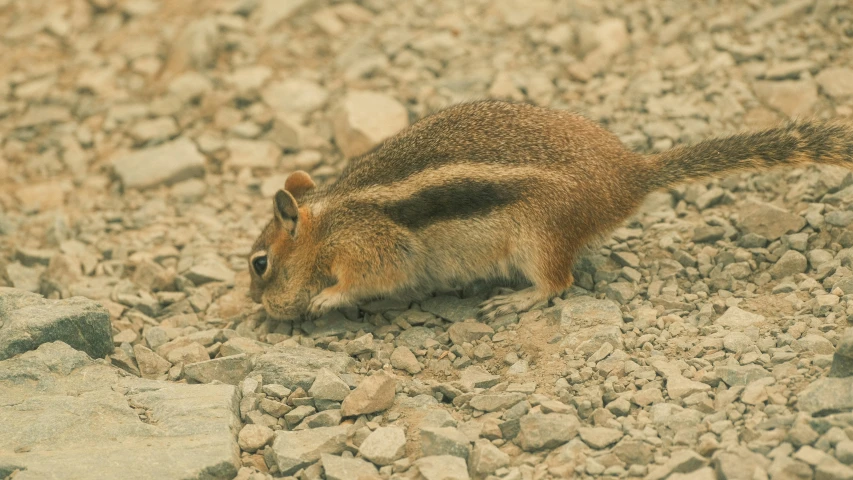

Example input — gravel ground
[2,0,853,479]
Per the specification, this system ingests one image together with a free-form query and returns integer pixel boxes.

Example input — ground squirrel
[248,100,853,321]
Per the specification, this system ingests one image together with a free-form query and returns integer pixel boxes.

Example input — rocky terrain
[2,0,853,479]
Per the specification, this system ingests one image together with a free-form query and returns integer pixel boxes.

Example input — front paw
[307,289,345,318]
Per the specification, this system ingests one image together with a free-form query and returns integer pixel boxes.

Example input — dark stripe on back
[376,178,529,230]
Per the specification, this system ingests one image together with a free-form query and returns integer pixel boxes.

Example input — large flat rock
[0,342,241,480]
[112,137,206,190]
[0,287,112,361]
[251,345,354,391]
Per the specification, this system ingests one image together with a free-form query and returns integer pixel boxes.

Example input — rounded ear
[274,189,299,226]
[285,170,316,201]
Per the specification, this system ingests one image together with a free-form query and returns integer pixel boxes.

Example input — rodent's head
[248,171,318,321]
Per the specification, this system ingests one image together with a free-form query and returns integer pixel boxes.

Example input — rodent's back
[321,100,646,199]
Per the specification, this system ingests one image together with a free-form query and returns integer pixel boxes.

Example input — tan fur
[248,100,853,321]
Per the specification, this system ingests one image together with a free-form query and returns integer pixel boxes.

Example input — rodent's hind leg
[478,287,552,321]
[479,242,577,320]
[307,284,351,318]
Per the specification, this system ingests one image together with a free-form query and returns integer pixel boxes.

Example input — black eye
[252,255,268,276]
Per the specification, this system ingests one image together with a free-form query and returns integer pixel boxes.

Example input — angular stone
[321,453,378,480]
[831,329,853,378]
[612,439,654,465]
[753,80,818,118]
[251,345,354,391]
[0,288,112,361]
[112,138,205,190]
[816,67,853,99]
[390,346,422,374]
[448,321,495,345]
[421,427,470,459]
[133,344,171,379]
[183,354,251,385]
[558,296,623,330]
[469,392,526,412]
[359,426,406,466]
[421,296,481,323]
[738,201,805,241]
[225,139,280,169]
[265,426,348,476]
[667,375,711,401]
[715,306,765,330]
[396,326,437,350]
[0,342,240,479]
[308,368,351,402]
[769,250,809,279]
[415,455,470,480]
[340,372,396,417]
[578,427,623,449]
[515,413,580,451]
[646,449,709,480]
[262,78,328,115]
[185,261,235,286]
[128,117,179,145]
[716,364,772,387]
[798,378,853,415]
[333,91,408,158]
[238,424,274,453]
[470,439,510,476]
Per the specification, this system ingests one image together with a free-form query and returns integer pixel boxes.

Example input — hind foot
[479,287,550,321]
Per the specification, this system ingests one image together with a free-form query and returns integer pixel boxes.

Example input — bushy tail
[648,121,853,190]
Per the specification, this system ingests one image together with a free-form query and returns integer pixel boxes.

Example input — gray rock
[815,457,853,480]
[309,368,352,401]
[183,354,251,385]
[469,439,510,477]
[321,453,378,480]
[112,137,205,190]
[0,288,111,361]
[832,329,853,378]
[469,392,526,412]
[578,427,623,449]
[557,296,623,331]
[390,346,422,374]
[304,409,342,428]
[265,426,348,476]
[816,67,853,99]
[693,225,726,243]
[738,201,805,241]
[345,333,374,356]
[332,91,408,158]
[421,296,481,323]
[396,326,436,350]
[251,345,354,391]
[128,117,179,146]
[0,342,240,480]
[798,378,853,415]
[716,364,772,387]
[753,79,818,119]
[715,306,765,330]
[612,439,654,465]
[769,250,809,279]
[422,409,458,428]
[420,427,470,459]
[646,449,709,480]
[415,455,470,480]
[340,372,396,417]
[447,321,494,345]
[262,78,328,116]
[515,413,580,451]
[184,261,235,286]
[359,426,406,465]
[238,424,274,452]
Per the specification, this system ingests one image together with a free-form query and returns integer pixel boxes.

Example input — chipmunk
[248,100,853,322]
